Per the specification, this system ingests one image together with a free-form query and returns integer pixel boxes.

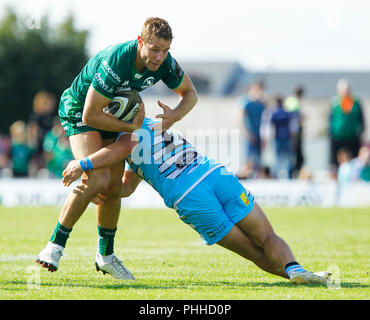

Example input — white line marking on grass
[0,254,36,262]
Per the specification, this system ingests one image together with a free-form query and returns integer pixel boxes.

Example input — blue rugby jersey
[118,118,222,208]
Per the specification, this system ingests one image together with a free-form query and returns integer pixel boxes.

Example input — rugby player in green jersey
[36,17,198,280]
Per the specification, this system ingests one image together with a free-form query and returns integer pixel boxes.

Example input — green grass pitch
[0,205,369,300]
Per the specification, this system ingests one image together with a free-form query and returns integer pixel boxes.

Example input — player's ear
[137,36,143,47]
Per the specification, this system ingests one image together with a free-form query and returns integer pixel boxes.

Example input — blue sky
[2,0,370,71]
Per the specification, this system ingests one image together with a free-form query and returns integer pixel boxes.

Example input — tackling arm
[62,133,138,186]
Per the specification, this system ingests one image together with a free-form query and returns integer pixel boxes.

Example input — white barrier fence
[0,178,369,208]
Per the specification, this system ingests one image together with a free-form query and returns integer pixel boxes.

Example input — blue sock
[285,262,305,277]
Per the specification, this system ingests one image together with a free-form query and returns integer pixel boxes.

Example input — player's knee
[88,169,111,193]
[103,179,123,198]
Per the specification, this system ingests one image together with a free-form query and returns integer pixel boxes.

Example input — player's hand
[131,103,145,130]
[153,100,179,132]
[62,160,83,186]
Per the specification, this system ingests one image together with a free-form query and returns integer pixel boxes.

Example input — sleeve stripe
[169,72,185,90]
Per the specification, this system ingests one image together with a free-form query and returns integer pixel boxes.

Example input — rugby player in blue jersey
[62,118,330,284]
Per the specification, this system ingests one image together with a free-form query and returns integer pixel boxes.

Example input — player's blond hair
[141,17,173,42]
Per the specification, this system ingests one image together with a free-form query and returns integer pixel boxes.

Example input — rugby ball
[103,89,142,121]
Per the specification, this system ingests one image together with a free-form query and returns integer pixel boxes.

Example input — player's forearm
[172,89,198,122]
[82,85,139,133]
[82,111,138,132]
[89,136,138,169]
[62,136,137,187]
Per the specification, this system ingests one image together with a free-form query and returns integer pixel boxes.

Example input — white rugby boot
[36,242,64,272]
[95,252,135,280]
[314,271,332,280]
[289,270,329,284]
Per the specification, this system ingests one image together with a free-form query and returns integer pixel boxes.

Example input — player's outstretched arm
[154,73,198,132]
[62,133,139,186]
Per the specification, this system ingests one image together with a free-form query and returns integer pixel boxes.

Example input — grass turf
[0,206,369,300]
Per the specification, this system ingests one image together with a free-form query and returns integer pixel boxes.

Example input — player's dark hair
[141,17,173,42]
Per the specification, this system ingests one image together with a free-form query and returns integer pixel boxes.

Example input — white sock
[48,241,64,251]
[97,252,114,264]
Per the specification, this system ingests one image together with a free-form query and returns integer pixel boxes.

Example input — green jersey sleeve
[161,54,185,90]
[91,48,126,99]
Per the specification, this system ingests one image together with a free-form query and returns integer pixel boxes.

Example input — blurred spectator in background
[270,96,291,179]
[9,120,36,177]
[359,146,370,182]
[237,81,266,179]
[0,134,11,177]
[329,78,365,177]
[297,166,313,181]
[336,147,354,185]
[284,85,305,178]
[255,165,273,179]
[349,144,370,182]
[335,145,370,184]
[43,117,73,178]
[28,90,57,171]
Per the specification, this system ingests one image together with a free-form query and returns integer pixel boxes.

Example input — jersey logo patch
[240,191,250,206]
[141,77,155,89]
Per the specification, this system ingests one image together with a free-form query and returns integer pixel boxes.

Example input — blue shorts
[175,167,255,245]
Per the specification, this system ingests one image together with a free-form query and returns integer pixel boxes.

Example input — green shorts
[58,88,118,140]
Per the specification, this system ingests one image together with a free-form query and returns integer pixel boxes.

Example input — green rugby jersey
[69,39,185,104]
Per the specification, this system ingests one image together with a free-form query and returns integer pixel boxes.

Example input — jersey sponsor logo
[94,72,114,94]
[134,73,143,79]
[141,77,155,89]
[240,191,250,206]
[102,60,121,83]
[115,80,130,93]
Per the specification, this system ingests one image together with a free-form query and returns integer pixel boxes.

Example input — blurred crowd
[0,91,73,179]
[236,78,370,183]
[0,80,369,183]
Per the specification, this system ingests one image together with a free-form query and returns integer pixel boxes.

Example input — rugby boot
[95,252,135,280]
[36,242,63,272]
